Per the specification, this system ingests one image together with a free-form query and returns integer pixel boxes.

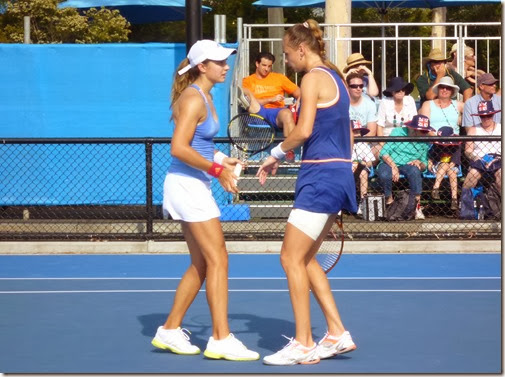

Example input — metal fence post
[145,140,154,237]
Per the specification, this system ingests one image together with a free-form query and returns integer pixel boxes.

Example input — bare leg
[494,169,501,191]
[162,222,207,329]
[182,218,230,340]
[305,216,348,336]
[280,223,320,347]
[359,169,369,198]
[276,108,295,137]
[463,168,482,189]
[448,163,458,199]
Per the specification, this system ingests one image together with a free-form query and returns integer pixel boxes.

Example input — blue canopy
[58,0,212,24]
[252,0,500,9]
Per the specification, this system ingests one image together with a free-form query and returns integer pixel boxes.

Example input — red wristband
[207,162,224,178]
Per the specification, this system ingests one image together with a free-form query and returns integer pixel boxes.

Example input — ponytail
[171,58,201,107]
[285,19,346,82]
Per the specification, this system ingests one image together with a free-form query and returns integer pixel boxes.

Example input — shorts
[162,173,220,222]
[287,208,331,241]
[257,106,282,130]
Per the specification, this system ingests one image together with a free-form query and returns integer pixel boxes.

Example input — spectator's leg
[240,87,261,113]
[275,108,295,137]
[399,164,423,203]
[494,169,501,191]
[376,163,393,204]
[359,169,369,198]
[448,163,458,200]
[462,168,482,189]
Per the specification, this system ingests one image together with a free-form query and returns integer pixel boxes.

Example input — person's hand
[222,157,242,172]
[408,159,423,170]
[433,63,446,78]
[271,94,284,103]
[357,65,372,76]
[428,160,435,173]
[391,165,400,182]
[216,165,240,193]
[256,156,281,185]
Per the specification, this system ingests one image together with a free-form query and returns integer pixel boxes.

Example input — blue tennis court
[0,253,501,374]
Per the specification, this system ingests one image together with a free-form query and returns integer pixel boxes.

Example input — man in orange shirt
[243,52,300,109]
[241,52,300,138]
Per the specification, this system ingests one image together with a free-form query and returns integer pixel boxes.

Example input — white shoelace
[178,327,192,342]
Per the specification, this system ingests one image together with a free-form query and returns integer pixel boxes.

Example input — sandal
[451,199,458,211]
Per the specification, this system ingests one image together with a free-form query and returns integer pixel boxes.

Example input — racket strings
[229,114,275,153]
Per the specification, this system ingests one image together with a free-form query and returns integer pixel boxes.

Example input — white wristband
[270,143,287,160]
[213,151,228,165]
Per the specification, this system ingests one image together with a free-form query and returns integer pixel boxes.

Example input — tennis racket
[227,112,277,182]
[316,213,345,274]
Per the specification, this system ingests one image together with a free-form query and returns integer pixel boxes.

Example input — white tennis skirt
[163,173,221,222]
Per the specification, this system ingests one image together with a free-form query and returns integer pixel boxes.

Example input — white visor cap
[178,40,236,75]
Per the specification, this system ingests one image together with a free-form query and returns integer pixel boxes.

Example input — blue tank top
[169,84,220,182]
[293,66,357,214]
[300,67,352,168]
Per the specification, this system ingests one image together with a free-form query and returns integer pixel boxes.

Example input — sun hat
[343,53,372,74]
[404,114,435,132]
[477,72,499,87]
[382,76,414,97]
[422,48,450,65]
[351,119,370,136]
[178,40,236,75]
[471,100,501,117]
[432,76,459,96]
[433,126,461,146]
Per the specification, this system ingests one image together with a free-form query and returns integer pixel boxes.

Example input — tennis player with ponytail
[257,20,357,366]
[151,40,259,361]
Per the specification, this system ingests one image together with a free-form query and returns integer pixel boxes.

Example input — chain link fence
[0,136,500,241]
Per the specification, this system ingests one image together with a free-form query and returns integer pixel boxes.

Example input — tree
[0,0,131,43]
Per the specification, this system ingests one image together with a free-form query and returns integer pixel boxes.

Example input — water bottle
[478,204,485,220]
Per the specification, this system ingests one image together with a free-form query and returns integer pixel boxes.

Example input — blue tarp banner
[0,43,236,137]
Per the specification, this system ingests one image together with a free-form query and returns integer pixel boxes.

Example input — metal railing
[0,136,500,241]
[238,22,501,95]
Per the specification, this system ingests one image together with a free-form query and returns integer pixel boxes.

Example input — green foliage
[1,0,130,43]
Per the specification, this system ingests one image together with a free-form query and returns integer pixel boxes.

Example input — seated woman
[418,76,464,211]
[427,127,462,211]
[377,115,434,220]
[377,76,418,137]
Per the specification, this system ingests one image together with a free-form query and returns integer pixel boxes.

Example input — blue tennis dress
[293,67,357,214]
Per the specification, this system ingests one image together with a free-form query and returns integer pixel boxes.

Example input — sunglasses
[349,84,364,89]
[438,85,453,91]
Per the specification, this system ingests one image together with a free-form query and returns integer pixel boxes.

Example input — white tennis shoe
[237,87,251,110]
[316,330,357,359]
[263,336,320,366]
[203,333,260,361]
[151,326,200,355]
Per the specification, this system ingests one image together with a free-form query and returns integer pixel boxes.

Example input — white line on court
[0,289,500,294]
[0,277,500,280]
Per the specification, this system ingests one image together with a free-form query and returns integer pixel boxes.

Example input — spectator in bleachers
[427,127,462,211]
[418,76,464,210]
[242,52,300,109]
[343,52,379,100]
[347,73,378,136]
[462,100,501,193]
[416,48,472,105]
[351,120,376,216]
[377,76,417,137]
[377,114,434,220]
[447,43,486,89]
[462,73,501,128]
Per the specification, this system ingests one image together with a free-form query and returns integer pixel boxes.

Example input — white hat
[432,76,459,96]
[178,40,236,75]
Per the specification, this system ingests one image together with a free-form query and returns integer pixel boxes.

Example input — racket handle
[233,163,242,185]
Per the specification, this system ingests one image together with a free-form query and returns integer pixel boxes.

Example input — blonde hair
[171,58,202,106]
[284,19,345,82]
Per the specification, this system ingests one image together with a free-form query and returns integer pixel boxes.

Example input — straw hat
[422,48,450,65]
[343,53,372,73]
